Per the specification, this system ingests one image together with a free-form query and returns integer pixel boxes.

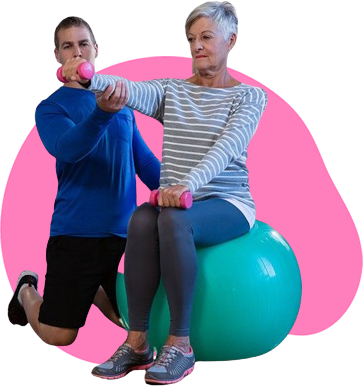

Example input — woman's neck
[188,69,240,88]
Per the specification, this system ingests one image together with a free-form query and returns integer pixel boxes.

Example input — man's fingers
[100,84,115,100]
[96,81,128,112]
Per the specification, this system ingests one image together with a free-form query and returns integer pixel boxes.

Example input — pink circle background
[1,57,362,363]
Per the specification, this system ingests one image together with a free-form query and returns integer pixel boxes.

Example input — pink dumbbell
[56,62,95,83]
[149,190,193,209]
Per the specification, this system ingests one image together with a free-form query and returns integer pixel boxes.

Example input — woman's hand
[158,185,190,208]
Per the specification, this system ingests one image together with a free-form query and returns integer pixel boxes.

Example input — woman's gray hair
[185,1,238,41]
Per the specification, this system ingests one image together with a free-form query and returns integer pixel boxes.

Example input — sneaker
[8,270,38,326]
[145,345,195,384]
[92,343,154,379]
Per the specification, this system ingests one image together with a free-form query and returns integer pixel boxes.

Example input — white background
[304,0,363,56]
[0,0,363,386]
[304,0,363,386]
[0,0,7,56]
[0,0,7,386]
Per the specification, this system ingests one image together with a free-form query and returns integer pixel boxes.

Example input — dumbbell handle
[149,190,193,209]
[57,62,95,83]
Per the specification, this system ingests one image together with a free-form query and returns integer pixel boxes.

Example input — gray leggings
[124,199,250,336]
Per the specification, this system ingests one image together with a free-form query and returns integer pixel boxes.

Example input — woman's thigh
[170,198,250,247]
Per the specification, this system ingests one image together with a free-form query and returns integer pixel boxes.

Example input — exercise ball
[116,220,302,361]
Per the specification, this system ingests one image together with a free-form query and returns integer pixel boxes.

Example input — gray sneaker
[145,345,195,384]
[92,343,154,379]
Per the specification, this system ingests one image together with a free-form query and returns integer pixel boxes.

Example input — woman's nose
[194,40,203,52]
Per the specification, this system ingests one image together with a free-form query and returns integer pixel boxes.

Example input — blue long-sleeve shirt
[36,86,160,237]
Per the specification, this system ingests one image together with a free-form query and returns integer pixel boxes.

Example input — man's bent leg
[93,286,123,327]
[20,286,78,346]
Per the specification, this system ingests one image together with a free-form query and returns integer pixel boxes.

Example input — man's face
[54,26,98,65]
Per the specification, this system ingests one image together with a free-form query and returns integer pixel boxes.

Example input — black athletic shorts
[38,235,126,329]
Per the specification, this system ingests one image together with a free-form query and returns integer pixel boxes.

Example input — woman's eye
[187,37,195,43]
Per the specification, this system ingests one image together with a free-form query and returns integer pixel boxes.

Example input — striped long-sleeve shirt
[89,75,267,227]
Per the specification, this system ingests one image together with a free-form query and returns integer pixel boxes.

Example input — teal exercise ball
[116,220,302,361]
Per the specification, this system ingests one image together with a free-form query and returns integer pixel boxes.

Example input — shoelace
[109,345,131,363]
[154,346,178,368]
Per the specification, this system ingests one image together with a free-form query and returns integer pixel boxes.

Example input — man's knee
[39,324,78,346]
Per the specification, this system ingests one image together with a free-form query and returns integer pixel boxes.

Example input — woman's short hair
[185,1,238,40]
[54,17,96,50]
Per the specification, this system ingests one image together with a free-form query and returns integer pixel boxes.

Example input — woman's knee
[128,203,159,237]
[157,208,191,236]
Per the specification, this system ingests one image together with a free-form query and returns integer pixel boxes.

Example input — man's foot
[145,345,195,384]
[8,270,38,326]
[92,343,154,379]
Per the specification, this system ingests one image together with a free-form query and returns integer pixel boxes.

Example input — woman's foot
[92,343,154,379]
[145,344,195,384]
[92,331,153,379]
[164,335,191,353]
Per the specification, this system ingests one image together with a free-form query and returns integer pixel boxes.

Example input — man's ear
[54,48,61,64]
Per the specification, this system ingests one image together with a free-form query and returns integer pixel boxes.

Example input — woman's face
[187,17,235,75]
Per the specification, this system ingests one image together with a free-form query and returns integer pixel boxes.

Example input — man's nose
[73,45,82,58]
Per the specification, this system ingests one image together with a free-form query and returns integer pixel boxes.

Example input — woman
[64,2,267,384]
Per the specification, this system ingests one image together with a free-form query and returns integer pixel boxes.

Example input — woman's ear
[228,33,237,52]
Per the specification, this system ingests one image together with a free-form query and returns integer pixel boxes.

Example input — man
[7,17,160,346]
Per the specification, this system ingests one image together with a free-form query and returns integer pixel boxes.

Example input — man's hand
[61,57,88,83]
[96,80,128,113]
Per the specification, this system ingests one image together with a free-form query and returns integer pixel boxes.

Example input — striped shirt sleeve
[89,74,167,122]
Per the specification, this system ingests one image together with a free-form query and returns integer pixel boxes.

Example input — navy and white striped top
[89,75,267,227]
